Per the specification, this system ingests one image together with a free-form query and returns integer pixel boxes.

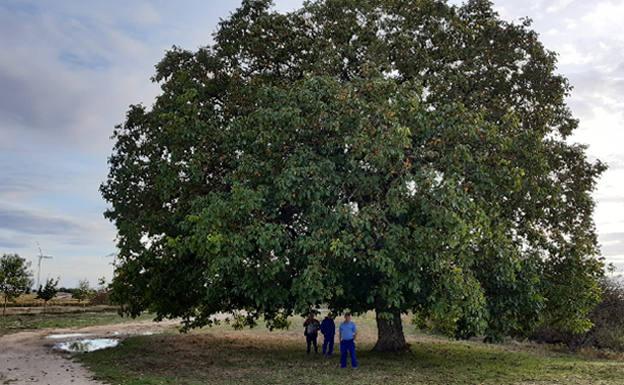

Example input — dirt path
[0,320,176,385]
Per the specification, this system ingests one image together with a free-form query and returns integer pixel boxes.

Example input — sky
[0,0,622,287]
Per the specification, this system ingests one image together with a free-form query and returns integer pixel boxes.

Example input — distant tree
[97,276,108,292]
[0,254,33,318]
[73,279,95,308]
[37,277,59,311]
[89,276,111,306]
[59,287,78,295]
[102,0,606,351]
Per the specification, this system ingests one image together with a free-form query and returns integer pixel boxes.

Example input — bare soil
[0,320,175,385]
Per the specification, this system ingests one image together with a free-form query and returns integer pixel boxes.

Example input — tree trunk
[373,309,409,352]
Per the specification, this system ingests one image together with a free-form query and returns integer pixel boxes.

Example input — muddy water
[1,319,176,385]
[54,338,119,353]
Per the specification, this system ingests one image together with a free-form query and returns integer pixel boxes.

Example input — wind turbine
[104,252,118,266]
[36,243,53,289]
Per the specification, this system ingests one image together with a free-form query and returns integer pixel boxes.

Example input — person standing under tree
[339,313,358,368]
[303,313,320,354]
[320,313,336,356]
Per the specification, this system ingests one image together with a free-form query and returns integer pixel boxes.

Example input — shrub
[90,291,111,306]
[532,277,624,351]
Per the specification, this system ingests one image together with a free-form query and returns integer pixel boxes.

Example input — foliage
[90,277,112,305]
[37,277,59,306]
[533,277,624,351]
[97,276,108,291]
[0,254,33,317]
[101,0,605,344]
[73,279,96,304]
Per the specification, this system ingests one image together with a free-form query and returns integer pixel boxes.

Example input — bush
[532,277,624,351]
[89,291,111,306]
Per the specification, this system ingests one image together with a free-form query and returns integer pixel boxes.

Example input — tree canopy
[0,253,33,317]
[102,0,605,350]
[37,277,59,307]
[74,279,95,305]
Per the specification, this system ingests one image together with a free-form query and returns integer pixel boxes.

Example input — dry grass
[0,311,151,336]
[7,293,80,307]
[80,314,624,385]
[3,293,117,316]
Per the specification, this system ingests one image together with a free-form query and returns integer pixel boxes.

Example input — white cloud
[546,0,575,13]
[583,1,624,36]
[557,43,593,66]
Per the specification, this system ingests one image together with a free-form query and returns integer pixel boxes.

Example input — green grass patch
[79,314,624,385]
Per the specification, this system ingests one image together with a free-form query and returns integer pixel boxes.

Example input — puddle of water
[47,333,92,340]
[54,338,119,353]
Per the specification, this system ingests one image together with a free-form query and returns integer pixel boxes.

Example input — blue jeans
[322,334,334,355]
[340,339,358,368]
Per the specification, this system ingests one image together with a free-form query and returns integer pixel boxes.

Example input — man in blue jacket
[339,312,358,368]
[320,313,335,356]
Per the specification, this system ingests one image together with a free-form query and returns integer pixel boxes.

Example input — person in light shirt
[338,312,358,368]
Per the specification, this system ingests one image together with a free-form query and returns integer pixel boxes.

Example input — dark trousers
[322,334,334,355]
[306,333,318,353]
[340,339,358,368]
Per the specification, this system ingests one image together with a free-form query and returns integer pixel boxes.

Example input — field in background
[80,313,624,385]
[7,293,85,307]
[2,292,115,316]
[0,310,152,336]
[3,304,117,316]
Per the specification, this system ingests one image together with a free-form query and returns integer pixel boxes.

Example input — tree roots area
[79,313,624,385]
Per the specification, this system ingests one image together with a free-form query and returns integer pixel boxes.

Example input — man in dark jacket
[320,313,336,356]
[303,313,320,354]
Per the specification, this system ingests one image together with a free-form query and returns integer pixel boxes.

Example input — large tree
[102,0,605,351]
